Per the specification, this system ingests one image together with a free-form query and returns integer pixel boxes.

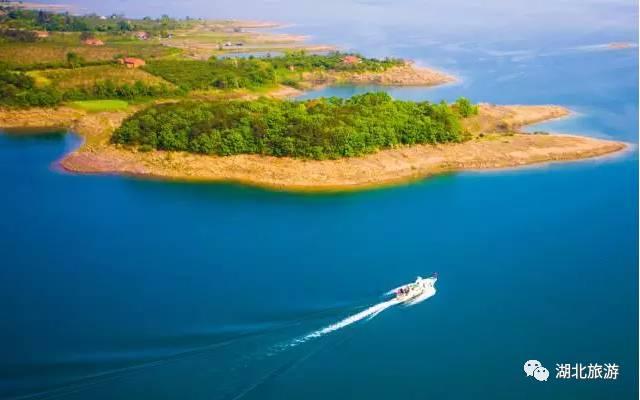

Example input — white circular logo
[524,360,541,377]
[533,366,549,382]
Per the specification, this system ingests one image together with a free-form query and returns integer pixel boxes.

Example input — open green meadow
[69,99,130,112]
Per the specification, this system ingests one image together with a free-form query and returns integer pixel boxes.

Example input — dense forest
[113,93,478,159]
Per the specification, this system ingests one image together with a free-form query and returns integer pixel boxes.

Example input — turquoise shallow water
[1,1,638,399]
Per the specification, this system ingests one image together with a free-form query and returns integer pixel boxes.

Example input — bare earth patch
[463,104,570,134]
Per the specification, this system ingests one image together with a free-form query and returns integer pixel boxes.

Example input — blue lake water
[1,1,638,399]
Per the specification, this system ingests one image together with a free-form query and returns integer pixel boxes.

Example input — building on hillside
[342,55,361,65]
[83,38,104,46]
[118,57,146,69]
[134,31,150,40]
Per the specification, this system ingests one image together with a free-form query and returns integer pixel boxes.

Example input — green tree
[453,97,478,117]
[66,52,84,68]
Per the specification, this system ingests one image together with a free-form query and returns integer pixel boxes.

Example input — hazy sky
[43,0,638,45]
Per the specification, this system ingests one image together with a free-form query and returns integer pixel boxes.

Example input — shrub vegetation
[452,97,478,117]
[143,58,277,91]
[142,51,406,92]
[0,63,176,107]
[112,93,475,159]
[268,51,403,73]
[0,65,62,107]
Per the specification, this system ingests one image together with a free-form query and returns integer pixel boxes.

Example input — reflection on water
[1,128,67,137]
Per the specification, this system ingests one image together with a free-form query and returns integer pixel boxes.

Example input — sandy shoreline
[0,101,627,192]
[59,131,626,192]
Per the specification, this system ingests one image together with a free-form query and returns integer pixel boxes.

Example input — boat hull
[395,276,437,303]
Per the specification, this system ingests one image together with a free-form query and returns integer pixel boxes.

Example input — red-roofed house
[342,55,361,65]
[134,31,150,40]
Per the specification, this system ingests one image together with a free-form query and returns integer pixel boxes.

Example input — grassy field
[69,100,130,112]
[142,58,277,90]
[28,65,174,90]
[0,33,181,68]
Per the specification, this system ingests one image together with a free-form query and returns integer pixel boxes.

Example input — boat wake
[234,278,438,399]
[287,299,400,347]
[277,275,438,351]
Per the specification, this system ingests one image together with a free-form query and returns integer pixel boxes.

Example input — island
[0,4,627,191]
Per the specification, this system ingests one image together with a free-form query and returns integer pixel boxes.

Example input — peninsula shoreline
[0,64,627,192]
[0,104,627,192]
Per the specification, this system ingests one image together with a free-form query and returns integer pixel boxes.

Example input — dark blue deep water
[1,1,638,399]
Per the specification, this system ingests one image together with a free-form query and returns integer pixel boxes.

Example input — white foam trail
[289,299,399,347]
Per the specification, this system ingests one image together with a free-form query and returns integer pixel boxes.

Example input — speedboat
[395,274,437,303]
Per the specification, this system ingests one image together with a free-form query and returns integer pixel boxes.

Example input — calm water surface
[0,1,638,399]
